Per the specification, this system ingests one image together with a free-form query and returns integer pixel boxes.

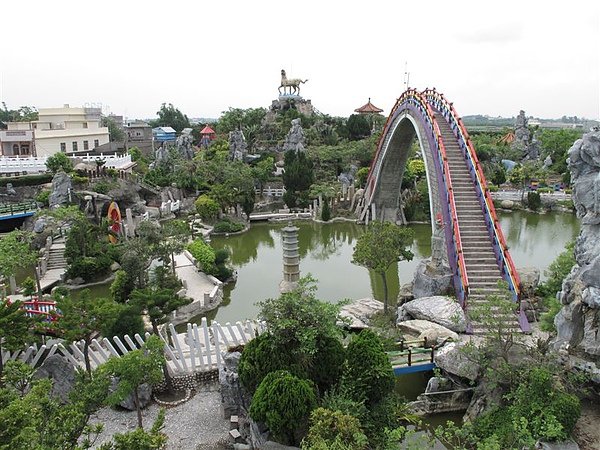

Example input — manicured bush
[238,333,300,393]
[45,152,73,174]
[0,174,53,187]
[527,191,542,211]
[321,198,331,222]
[186,239,216,274]
[309,336,345,393]
[212,218,245,233]
[249,370,317,446]
[194,194,220,221]
[67,255,112,281]
[343,329,394,406]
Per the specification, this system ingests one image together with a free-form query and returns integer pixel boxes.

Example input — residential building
[0,104,110,157]
[152,126,176,143]
[126,121,153,142]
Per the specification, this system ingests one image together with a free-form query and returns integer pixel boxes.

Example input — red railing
[364,89,470,301]
[423,89,521,300]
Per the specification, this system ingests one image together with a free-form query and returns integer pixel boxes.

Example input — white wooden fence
[0,153,133,174]
[0,318,263,375]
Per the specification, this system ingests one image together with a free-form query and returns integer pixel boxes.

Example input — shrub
[537,187,553,194]
[302,408,368,450]
[110,269,134,303]
[213,218,245,233]
[487,184,499,192]
[46,152,73,174]
[186,239,216,274]
[309,336,345,393]
[194,194,220,221]
[537,241,575,300]
[67,255,112,281]
[321,198,331,222]
[238,333,302,393]
[527,191,542,211]
[343,329,394,406]
[35,190,50,206]
[0,174,53,187]
[249,370,317,445]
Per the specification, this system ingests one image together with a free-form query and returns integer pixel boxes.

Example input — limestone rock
[48,171,72,208]
[398,296,467,333]
[32,355,75,403]
[219,351,249,419]
[518,266,540,297]
[110,261,121,272]
[434,342,480,381]
[535,439,580,450]
[501,199,515,209]
[282,118,305,153]
[110,379,152,411]
[555,130,600,357]
[412,259,453,299]
[5,183,16,196]
[397,319,459,344]
[229,130,248,161]
[339,297,384,329]
[33,217,47,233]
[397,282,414,304]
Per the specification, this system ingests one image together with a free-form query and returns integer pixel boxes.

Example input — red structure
[200,125,216,140]
[354,98,384,114]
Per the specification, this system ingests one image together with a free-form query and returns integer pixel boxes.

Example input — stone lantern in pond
[279,222,300,293]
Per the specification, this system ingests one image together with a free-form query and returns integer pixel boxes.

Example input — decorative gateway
[107,201,122,243]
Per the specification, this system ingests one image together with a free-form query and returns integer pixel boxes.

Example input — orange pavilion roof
[200,125,215,135]
[354,98,383,114]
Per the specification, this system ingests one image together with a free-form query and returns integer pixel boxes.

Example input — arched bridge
[359,89,529,334]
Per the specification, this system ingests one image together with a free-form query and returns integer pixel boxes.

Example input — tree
[321,197,331,221]
[347,115,371,140]
[159,220,189,274]
[0,300,33,377]
[352,222,414,312]
[216,107,266,134]
[150,103,190,133]
[45,152,73,174]
[101,336,165,429]
[195,194,220,222]
[102,116,125,142]
[56,290,122,375]
[0,230,37,296]
[249,370,317,446]
[99,409,167,449]
[282,150,314,208]
[252,156,275,195]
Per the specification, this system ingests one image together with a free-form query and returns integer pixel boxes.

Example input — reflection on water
[208,221,432,323]
[203,212,578,324]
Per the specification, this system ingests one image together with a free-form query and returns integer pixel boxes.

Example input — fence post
[408,348,412,366]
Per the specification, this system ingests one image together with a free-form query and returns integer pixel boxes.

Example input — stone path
[174,253,217,308]
[89,384,230,449]
[39,239,68,291]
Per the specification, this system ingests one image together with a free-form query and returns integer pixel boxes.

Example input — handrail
[422,89,521,300]
[364,89,470,302]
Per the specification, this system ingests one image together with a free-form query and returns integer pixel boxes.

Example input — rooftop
[354,98,383,114]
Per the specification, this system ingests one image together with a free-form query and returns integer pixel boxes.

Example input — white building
[0,104,110,157]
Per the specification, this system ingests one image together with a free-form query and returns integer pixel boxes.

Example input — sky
[1,0,599,121]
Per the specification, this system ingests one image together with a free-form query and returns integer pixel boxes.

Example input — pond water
[203,211,579,324]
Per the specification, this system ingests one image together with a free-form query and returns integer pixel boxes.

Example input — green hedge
[0,174,52,187]
[213,218,245,233]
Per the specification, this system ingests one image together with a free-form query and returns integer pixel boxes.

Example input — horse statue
[278,69,308,96]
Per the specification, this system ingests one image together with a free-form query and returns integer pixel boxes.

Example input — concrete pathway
[39,240,68,291]
[173,253,217,308]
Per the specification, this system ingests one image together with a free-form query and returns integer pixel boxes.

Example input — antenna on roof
[404,62,410,91]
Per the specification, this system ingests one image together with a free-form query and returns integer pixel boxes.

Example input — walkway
[39,237,68,291]
[388,339,437,375]
[249,211,312,222]
[0,202,38,221]
[173,252,218,308]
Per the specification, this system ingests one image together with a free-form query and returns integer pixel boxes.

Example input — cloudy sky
[1,0,598,120]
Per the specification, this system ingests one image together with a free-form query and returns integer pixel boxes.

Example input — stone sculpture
[175,132,194,160]
[278,69,308,96]
[228,129,248,161]
[282,118,305,153]
[554,130,600,357]
[338,165,357,189]
[154,142,170,167]
[512,110,540,161]
[48,170,72,208]
[5,183,16,196]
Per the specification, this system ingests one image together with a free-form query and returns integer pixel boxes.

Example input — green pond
[202,210,578,324]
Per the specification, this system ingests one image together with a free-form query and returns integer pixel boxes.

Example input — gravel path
[89,384,230,449]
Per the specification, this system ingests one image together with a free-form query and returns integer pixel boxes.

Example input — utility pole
[404,62,410,91]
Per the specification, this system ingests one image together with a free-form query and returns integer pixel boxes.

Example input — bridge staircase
[434,113,521,334]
